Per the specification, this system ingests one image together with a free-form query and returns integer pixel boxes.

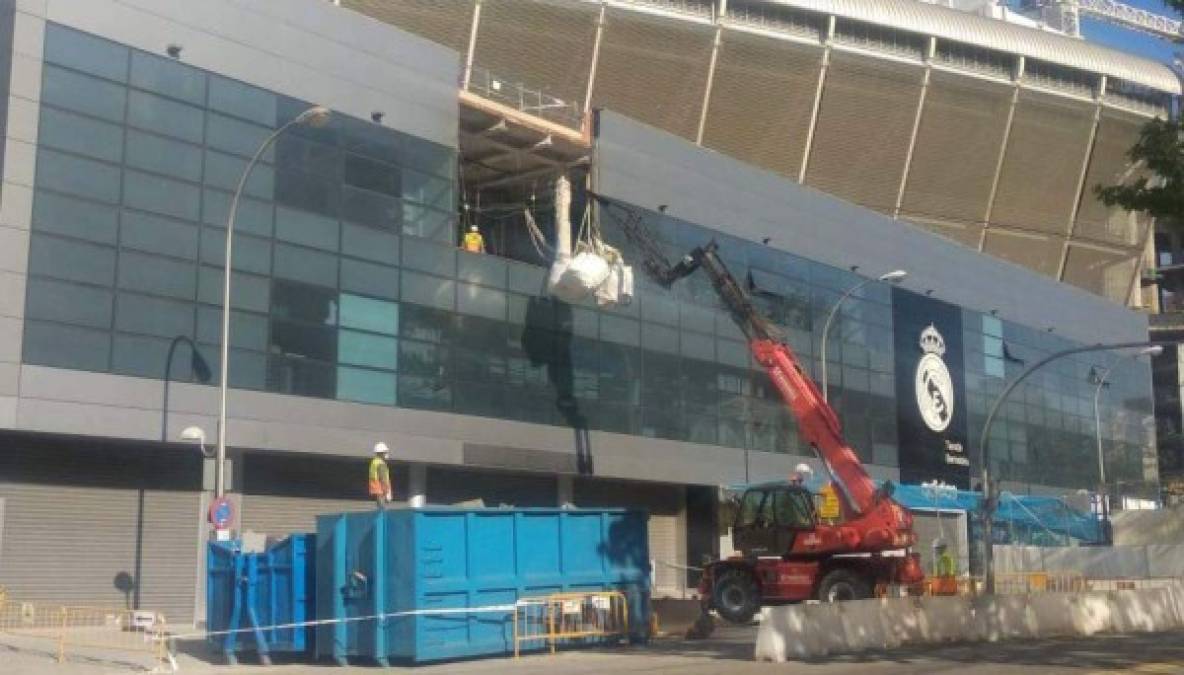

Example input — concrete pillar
[557,474,574,507]
[408,464,427,508]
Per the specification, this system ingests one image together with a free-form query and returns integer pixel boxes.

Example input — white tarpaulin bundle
[542,177,634,307]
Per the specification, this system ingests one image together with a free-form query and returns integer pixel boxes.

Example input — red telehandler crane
[593,195,924,625]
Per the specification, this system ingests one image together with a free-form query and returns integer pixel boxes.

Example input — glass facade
[21,24,1154,492]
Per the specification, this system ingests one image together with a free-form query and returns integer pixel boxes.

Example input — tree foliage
[1095,117,1184,219]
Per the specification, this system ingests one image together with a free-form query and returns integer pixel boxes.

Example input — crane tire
[817,568,872,603]
[713,568,760,624]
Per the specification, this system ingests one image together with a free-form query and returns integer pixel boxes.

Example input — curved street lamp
[820,269,907,402]
[216,106,331,499]
[977,340,1171,595]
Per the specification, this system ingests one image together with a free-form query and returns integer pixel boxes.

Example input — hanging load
[540,175,634,307]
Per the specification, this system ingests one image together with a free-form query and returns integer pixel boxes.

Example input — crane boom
[594,195,889,523]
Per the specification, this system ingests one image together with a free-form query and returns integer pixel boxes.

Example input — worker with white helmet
[368,442,393,509]
[462,224,486,253]
[790,462,813,486]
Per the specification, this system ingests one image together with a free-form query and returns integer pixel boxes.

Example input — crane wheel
[712,569,760,624]
[817,568,872,603]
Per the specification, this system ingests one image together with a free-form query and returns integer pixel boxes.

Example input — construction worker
[935,542,957,577]
[369,442,393,509]
[931,541,958,595]
[789,463,812,486]
[462,224,486,253]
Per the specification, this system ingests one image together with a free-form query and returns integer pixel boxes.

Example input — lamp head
[180,426,205,443]
[1142,345,1165,357]
[879,270,907,283]
[296,106,332,128]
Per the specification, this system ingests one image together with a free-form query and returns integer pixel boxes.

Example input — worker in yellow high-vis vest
[369,442,393,509]
[462,224,486,253]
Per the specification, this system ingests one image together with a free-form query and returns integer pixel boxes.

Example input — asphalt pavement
[5,624,1184,674]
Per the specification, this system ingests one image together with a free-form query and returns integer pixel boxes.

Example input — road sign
[208,497,234,530]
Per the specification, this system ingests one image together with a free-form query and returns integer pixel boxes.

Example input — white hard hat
[469,224,478,232]
[373,442,389,455]
[795,463,813,475]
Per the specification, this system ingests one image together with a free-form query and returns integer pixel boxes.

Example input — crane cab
[732,483,818,558]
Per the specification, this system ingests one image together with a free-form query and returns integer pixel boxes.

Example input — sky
[1004,0,1179,64]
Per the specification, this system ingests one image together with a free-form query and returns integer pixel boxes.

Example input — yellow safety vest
[368,457,391,497]
[463,231,484,253]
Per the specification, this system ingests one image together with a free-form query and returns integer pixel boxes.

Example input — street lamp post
[161,335,211,442]
[820,270,907,402]
[1091,345,1162,542]
[977,340,1170,595]
[216,106,331,499]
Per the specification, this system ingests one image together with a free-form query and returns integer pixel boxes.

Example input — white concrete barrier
[755,583,1184,663]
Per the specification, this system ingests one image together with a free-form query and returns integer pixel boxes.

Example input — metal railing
[513,590,629,657]
[466,67,584,131]
[876,572,1183,598]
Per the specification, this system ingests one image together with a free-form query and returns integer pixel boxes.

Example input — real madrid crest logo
[915,325,954,433]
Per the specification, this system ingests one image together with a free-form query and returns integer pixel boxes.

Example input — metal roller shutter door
[0,437,202,626]
[574,478,686,595]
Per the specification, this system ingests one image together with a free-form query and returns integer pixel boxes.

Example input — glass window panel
[28,233,116,286]
[344,154,399,197]
[121,211,199,259]
[600,314,640,347]
[402,203,453,242]
[23,320,111,372]
[402,168,451,209]
[399,304,452,343]
[208,75,276,126]
[267,355,334,397]
[397,374,451,411]
[456,282,506,321]
[204,150,274,199]
[114,292,193,338]
[207,113,274,162]
[198,267,270,313]
[277,96,339,145]
[127,90,204,144]
[271,280,337,325]
[202,189,273,237]
[32,190,118,244]
[129,51,205,104]
[507,262,546,296]
[402,135,454,179]
[117,251,196,299]
[276,169,340,218]
[401,270,455,311]
[274,243,338,287]
[681,332,715,361]
[196,345,267,389]
[340,293,398,335]
[401,235,456,277]
[26,278,113,328]
[275,134,341,177]
[340,184,400,229]
[641,294,679,326]
[124,170,200,221]
[337,366,396,405]
[340,260,399,301]
[124,130,203,182]
[456,251,506,288]
[38,107,123,162]
[399,339,447,376]
[270,319,336,361]
[111,333,184,379]
[339,330,398,370]
[342,223,399,265]
[196,306,269,352]
[341,116,401,161]
[275,206,339,251]
[44,24,128,81]
[642,322,679,355]
[36,148,121,203]
[982,315,1003,337]
[41,65,127,122]
[199,228,271,275]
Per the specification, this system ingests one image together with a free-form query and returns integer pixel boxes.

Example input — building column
[557,474,575,507]
[1057,76,1106,281]
[798,15,834,184]
[407,464,427,508]
[893,37,934,219]
[583,3,608,116]
[461,0,483,91]
[979,55,1025,252]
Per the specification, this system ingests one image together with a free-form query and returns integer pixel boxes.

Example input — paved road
[6,626,1184,674]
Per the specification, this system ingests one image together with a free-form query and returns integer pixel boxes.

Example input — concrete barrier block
[838,599,891,651]
[1112,588,1179,634]
[651,598,704,637]
[1029,593,1076,637]
[1070,592,1114,636]
[976,594,1037,641]
[803,601,846,656]
[917,596,975,643]
[754,604,816,661]
[876,597,920,648]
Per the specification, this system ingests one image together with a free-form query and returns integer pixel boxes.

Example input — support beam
[798,15,834,184]
[461,0,483,92]
[893,37,934,219]
[979,56,1025,252]
[408,464,427,508]
[696,25,724,146]
[1057,77,1106,281]
[1127,216,1157,307]
[583,3,608,116]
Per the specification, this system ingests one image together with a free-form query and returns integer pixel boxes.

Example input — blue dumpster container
[315,507,650,664]
[206,534,314,663]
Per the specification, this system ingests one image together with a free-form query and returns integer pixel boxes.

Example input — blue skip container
[315,507,651,664]
[206,534,315,664]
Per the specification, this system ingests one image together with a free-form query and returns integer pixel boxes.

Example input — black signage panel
[891,287,971,488]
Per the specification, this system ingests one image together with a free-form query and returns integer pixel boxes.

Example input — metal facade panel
[981,228,1063,278]
[701,29,822,180]
[1074,110,1146,248]
[472,0,599,110]
[805,53,924,213]
[591,8,715,141]
[1062,245,1136,302]
[900,71,1012,226]
[574,478,685,594]
[342,0,475,55]
[904,216,983,250]
[990,90,1095,234]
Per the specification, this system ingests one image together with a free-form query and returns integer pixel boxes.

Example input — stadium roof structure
[755,0,1180,93]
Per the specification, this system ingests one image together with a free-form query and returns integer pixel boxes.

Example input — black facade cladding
[892,288,970,488]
